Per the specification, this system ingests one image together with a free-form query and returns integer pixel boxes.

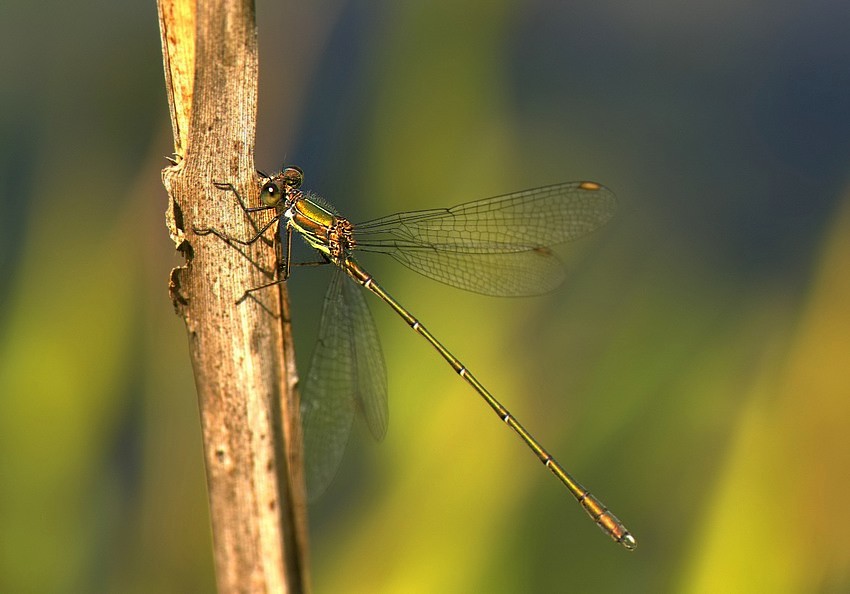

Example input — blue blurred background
[2,1,849,592]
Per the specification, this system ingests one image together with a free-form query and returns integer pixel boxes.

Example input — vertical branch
[157,1,310,592]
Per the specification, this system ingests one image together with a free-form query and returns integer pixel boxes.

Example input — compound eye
[281,166,304,189]
[260,181,282,206]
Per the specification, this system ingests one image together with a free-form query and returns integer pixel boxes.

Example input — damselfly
[196,166,636,550]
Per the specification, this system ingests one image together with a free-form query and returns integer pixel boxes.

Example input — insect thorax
[327,218,356,262]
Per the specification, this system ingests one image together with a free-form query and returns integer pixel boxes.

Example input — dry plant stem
[157,0,309,592]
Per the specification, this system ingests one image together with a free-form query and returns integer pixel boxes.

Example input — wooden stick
[157,0,309,591]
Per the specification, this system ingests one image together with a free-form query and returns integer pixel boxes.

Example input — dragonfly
[195,166,636,550]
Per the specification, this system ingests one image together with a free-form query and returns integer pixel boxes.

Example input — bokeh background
[2,1,849,592]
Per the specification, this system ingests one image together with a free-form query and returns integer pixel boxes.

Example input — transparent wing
[301,268,388,501]
[342,269,388,441]
[353,182,616,296]
[385,247,566,296]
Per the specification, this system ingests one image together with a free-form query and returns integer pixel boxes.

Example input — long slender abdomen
[342,257,636,549]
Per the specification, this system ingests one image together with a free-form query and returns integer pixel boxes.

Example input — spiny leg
[211,180,276,248]
[236,254,332,305]
[193,181,279,276]
[196,178,332,305]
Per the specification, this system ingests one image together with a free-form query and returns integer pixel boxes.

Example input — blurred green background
[2,1,849,592]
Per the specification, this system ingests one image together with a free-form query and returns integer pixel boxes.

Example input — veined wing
[352,182,616,296]
[301,268,388,500]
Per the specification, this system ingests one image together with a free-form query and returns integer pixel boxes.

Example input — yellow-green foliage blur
[1,1,848,593]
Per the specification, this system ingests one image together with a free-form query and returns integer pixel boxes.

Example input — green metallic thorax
[287,195,337,256]
[286,194,356,264]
